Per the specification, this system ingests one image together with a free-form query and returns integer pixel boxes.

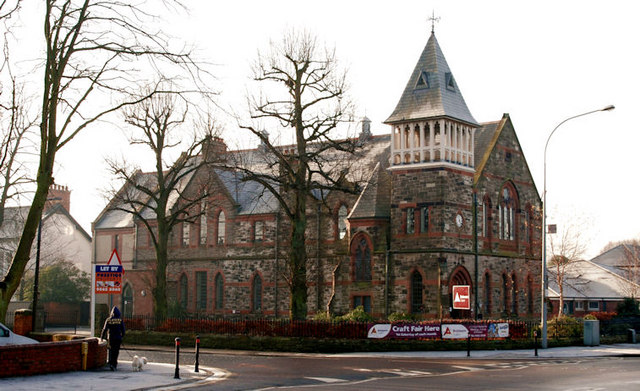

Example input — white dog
[131,355,148,372]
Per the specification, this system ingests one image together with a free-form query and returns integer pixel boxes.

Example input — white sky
[44,0,639,259]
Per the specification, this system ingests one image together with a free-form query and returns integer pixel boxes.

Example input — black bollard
[534,331,538,357]
[467,335,471,357]
[174,337,181,379]
[194,335,200,373]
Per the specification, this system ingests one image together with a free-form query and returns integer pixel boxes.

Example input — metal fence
[122,315,539,340]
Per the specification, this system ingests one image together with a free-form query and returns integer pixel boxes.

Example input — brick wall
[0,338,107,378]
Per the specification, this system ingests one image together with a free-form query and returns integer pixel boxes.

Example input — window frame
[410,270,423,314]
[179,273,188,309]
[353,234,372,281]
[353,295,372,313]
[420,206,429,234]
[406,207,415,234]
[182,222,190,247]
[252,274,263,312]
[337,205,348,239]
[195,271,207,310]
[217,210,226,245]
[200,201,207,245]
[214,272,224,310]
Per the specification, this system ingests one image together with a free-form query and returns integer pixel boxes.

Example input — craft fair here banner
[367,322,509,339]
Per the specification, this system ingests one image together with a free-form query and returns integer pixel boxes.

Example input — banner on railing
[367,322,509,339]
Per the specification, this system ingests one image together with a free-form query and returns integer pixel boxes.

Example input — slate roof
[474,121,501,168]
[94,171,157,229]
[384,32,477,126]
[348,161,391,220]
[547,260,638,300]
[591,244,640,269]
[0,204,91,242]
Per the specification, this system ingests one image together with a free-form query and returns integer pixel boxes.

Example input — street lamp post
[541,105,615,348]
[31,196,61,333]
[31,219,43,333]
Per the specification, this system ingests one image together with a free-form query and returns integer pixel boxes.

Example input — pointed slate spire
[384,32,477,126]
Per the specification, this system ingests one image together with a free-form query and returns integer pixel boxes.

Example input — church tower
[384,30,481,318]
[385,31,478,169]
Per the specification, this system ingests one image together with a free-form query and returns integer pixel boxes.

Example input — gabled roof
[472,114,541,201]
[384,32,477,126]
[94,171,157,229]
[591,244,640,269]
[547,259,638,300]
[0,204,91,242]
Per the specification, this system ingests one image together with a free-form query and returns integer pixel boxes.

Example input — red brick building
[93,32,542,320]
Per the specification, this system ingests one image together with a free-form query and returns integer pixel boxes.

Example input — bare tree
[548,215,589,317]
[0,0,210,323]
[234,30,363,320]
[106,89,218,318]
[0,74,36,226]
[618,241,640,298]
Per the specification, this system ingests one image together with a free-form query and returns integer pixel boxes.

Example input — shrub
[588,311,616,321]
[616,298,640,316]
[168,301,188,318]
[388,312,416,322]
[583,314,597,320]
[548,315,582,338]
[335,306,373,322]
[311,311,332,321]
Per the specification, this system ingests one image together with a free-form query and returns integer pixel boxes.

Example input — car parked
[0,322,38,346]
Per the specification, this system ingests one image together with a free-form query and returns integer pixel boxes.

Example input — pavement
[2,343,640,391]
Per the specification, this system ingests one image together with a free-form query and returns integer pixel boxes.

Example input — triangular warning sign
[107,249,124,274]
[454,292,461,303]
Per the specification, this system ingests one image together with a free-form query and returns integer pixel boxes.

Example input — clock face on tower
[455,212,463,228]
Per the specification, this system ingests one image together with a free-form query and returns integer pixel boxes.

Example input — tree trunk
[289,191,308,320]
[153,220,169,319]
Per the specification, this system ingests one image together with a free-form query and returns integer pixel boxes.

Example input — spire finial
[429,10,440,34]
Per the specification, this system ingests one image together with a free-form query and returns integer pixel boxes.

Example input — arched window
[182,222,190,246]
[252,274,262,312]
[498,186,516,240]
[200,201,207,245]
[527,275,534,314]
[179,273,188,309]
[502,274,508,313]
[484,272,491,315]
[217,211,226,245]
[215,273,224,310]
[410,270,423,314]
[196,271,207,310]
[338,205,348,239]
[511,273,518,315]
[122,283,133,318]
[353,235,372,281]
[482,196,492,238]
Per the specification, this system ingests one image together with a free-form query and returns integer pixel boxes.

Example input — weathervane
[429,10,441,34]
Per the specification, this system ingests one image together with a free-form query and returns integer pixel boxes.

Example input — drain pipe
[274,212,280,318]
[473,191,479,320]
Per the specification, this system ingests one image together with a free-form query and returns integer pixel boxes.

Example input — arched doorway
[121,283,133,318]
[449,266,472,319]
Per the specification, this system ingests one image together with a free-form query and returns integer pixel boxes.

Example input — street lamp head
[601,105,615,111]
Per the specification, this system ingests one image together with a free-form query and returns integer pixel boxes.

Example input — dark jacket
[101,306,125,342]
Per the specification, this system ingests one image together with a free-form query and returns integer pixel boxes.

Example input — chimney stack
[47,184,71,212]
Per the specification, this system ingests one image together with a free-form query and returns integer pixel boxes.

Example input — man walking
[101,306,126,371]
